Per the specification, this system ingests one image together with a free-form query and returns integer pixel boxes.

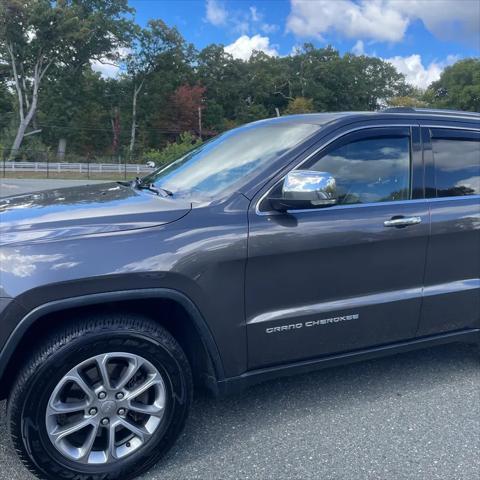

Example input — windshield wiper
[133,178,173,197]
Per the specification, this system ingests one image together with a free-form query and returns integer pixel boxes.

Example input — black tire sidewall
[13,329,191,480]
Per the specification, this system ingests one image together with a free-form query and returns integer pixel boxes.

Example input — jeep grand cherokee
[0,108,478,480]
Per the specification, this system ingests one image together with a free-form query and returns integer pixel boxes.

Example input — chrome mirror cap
[282,170,338,206]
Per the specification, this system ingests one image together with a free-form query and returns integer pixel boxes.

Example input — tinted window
[309,136,411,205]
[432,137,480,197]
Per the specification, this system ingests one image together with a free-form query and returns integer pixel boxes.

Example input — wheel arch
[0,288,225,399]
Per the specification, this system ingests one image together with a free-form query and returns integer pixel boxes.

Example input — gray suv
[0,108,479,480]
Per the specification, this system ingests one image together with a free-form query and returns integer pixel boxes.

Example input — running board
[218,328,480,395]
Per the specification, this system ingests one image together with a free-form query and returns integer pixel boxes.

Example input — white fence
[0,161,154,174]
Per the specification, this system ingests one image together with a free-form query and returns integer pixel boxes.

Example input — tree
[0,0,132,159]
[424,59,480,112]
[284,97,315,114]
[387,95,427,108]
[235,103,269,124]
[0,76,13,141]
[125,20,195,155]
[168,84,206,135]
[10,11,479,164]
[143,132,202,166]
[197,45,245,120]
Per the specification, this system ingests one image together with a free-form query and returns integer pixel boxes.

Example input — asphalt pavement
[0,178,479,479]
[0,178,109,197]
[1,344,479,480]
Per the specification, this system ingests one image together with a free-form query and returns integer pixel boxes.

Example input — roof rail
[381,107,480,118]
[382,107,417,113]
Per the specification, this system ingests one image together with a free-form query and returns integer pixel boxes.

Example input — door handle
[384,216,422,228]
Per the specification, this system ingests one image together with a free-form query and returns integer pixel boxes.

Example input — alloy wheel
[45,352,167,464]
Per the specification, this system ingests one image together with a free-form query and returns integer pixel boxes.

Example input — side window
[308,135,411,205]
[431,134,480,197]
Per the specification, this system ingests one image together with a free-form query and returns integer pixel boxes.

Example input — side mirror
[269,170,338,212]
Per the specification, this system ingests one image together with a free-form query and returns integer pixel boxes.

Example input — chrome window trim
[255,123,480,216]
[382,113,480,120]
[255,123,414,216]
[426,194,480,203]
[423,125,480,131]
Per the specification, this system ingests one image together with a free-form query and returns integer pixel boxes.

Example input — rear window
[432,134,480,197]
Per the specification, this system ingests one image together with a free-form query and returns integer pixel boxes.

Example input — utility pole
[111,107,121,163]
[198,106,202,140]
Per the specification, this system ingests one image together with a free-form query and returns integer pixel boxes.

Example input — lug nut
[101,418,109,426]
[115,392,124,400]
[118,408,126,416]
[98,391,107,400]
[89,407,97,416]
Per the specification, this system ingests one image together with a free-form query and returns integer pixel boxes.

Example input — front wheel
[7,314,192,480]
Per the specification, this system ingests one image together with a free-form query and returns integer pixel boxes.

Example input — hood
[0,182,191,246]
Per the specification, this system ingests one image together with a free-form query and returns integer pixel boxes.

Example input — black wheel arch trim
[0,288,225,388]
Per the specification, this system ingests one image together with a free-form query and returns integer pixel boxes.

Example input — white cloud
[26,26,36,43]
[261,23,279,34]
[91,60,120,78]
[456,176,480,194]
[287,0,480,46]
[205,0,227,26]
[350,38,459,89]
[91,47,129,79]
[250,6,261,22]
[385,54,459,89]
[290,44,302,56]
[393,0,480,47]
[287,0,409,42]
[234,19,250,35]
[225,35,279,61]
[206,2,280,40]
[352,40,365,56]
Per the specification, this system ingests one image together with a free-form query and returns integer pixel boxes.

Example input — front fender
[0,193,249,380]
[0,287,225,390]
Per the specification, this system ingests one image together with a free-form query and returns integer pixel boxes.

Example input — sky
[98,0,480,90]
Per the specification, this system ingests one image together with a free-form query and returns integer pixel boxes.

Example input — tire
[7,313,193,480]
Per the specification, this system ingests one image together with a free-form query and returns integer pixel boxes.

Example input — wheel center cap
[101,400,116,416]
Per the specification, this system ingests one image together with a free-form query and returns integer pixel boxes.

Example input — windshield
[140,122,320,199]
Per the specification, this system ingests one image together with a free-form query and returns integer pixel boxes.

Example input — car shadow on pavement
[141,343,479,479]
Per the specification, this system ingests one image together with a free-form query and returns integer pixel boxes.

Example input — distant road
[0,178,109,197]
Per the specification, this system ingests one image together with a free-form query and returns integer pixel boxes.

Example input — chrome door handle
[384,216,422,228]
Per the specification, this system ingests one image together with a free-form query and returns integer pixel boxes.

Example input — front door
[246,125,429,369]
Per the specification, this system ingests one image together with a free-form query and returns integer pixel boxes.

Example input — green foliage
[202,100,226,132]
[0,80,13,134]
[143,132,202,166]
[0,0,134,157]
[387,95,428,108]
[235,103,269,124]
[284,97,315,114]
[424,59,480,112]
[0,3,476,161]
[0,0,134,74]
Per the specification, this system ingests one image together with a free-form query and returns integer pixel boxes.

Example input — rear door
[417,123,480,336]
[246,124,430,369]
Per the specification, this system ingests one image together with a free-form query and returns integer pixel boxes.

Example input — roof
[380,107,480,118]
[254,108,479,128]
